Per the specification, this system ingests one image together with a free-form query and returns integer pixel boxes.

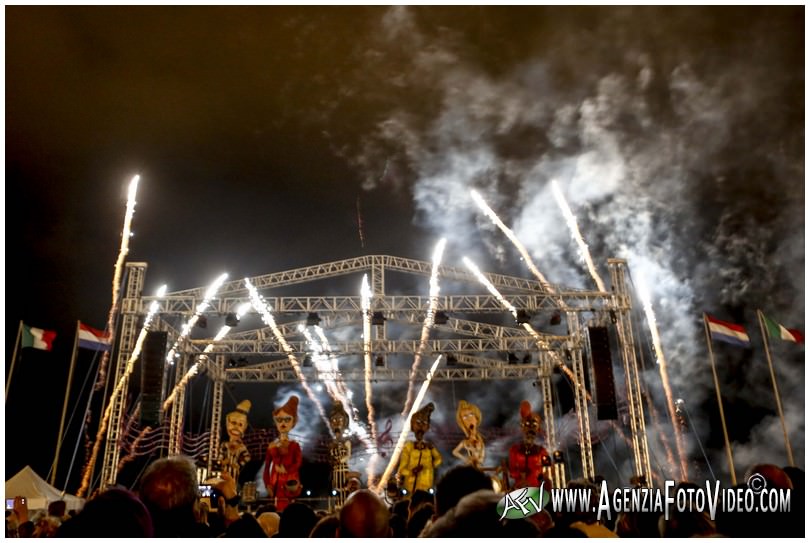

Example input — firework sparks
[637,276,688,480]
[360,274,380,484]
[95,174,140,390]
[470,189,554,291]
[402,238,446,416]
[245,278,330,429]
[375,354,443,493]
[162,302,251,412]
[78,284,166,497]
[550,179,607,292]
[165,273,229,364]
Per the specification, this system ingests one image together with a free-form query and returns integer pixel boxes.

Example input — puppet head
[519,400,543,443]
[411,402,435,441]
[456,400,482,438]
[226,399,251,440]
[273,395,299,434]
[329,401,349,436]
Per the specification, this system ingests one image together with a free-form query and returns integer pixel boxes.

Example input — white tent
[5,465,84,512]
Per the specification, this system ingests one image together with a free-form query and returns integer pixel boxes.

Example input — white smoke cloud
[340,7,804,484]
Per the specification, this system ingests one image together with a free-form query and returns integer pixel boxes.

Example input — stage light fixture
[516,309,531,325]
[306,312,321,327]
[553,450,564,463]
[197,315,208,329]
[303,355,312,367]
[371,312,386,326]
[522,353,531,364]
[550,311,562,326]
[227,358,237,368]
[375,355,386,367]
[433,311,449,325]
[446,354,458,366]
[507,352,519,365]
[225,312,240,327]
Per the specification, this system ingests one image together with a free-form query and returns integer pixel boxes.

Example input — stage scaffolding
[100,255,652,491]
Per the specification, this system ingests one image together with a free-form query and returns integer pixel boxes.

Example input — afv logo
[496,484,550,520]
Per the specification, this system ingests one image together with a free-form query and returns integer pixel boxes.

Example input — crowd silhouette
[4,457,804,537]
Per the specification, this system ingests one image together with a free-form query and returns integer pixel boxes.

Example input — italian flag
[21,324,57,351]
[762,313,804,344]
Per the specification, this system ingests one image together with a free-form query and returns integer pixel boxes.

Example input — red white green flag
[762,313,804,344]
[21,323,57,351]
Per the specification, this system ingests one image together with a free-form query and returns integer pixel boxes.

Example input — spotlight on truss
[306,312,321,327]
[433,311,449,325]
[516,309,531,325]
[371,312,386,326]
[225,312,240,327]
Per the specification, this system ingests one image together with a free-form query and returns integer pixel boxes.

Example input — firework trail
[78,286,165,497]
[402,238,446,416]
[356,195,366,249]
[165,273,229,364]
[95,175,140,391]
[462,254,640,446]
[117,423,150,473]
[303,325,375,454]
[360,274,381,484]
[637,277,688,480]
[245,278,330,429]
[163,302,250,411]
[470,189,554,292]
[375,354,443,493]
[550,179,607,292]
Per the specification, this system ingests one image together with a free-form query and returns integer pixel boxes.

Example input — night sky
[5,6,805,494]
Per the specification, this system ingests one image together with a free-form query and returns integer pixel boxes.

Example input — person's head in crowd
[434,464,493,518]
[422,489,540,537]
[257,511,280,537]
[31,514,61,537]
[56,487,153,538]
[138,455,211,537]
[614,511,662,538]
[309,513,339,537]
[407,489,433,518]
[346,476,362,494]
[47,500,67,520]
[388,513,407,538]
[338,489,391,537]
[659,508,716,538]
[551,479,600,528]
[406,501,434,538]
[276,501,317,538]
[391,497,410,520]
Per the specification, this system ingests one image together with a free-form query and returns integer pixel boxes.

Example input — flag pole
[703,313,737,485]
[52,321,81,486]
[6,320,24,402]
[756,310,795,467]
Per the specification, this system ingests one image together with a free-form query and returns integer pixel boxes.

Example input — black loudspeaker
[140,331,168,427]
[588,326,618,420]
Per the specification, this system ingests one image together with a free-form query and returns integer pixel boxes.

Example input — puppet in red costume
[263,395,302,511]
[508,400,551,489]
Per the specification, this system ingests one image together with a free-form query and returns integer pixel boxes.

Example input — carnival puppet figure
[452,400,486,468]
[263,395,303,511]
[397,402,442,495]
[508,400,551,489]
[328,401,352,505]
[219,399,252,482]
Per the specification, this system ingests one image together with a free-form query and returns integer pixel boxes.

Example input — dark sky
[5,6,805,492]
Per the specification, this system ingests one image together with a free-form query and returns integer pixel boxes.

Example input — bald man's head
[338,489,391,538]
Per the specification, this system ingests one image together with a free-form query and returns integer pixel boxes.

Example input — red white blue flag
[78,322,111,351]
[705,314,751,347]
